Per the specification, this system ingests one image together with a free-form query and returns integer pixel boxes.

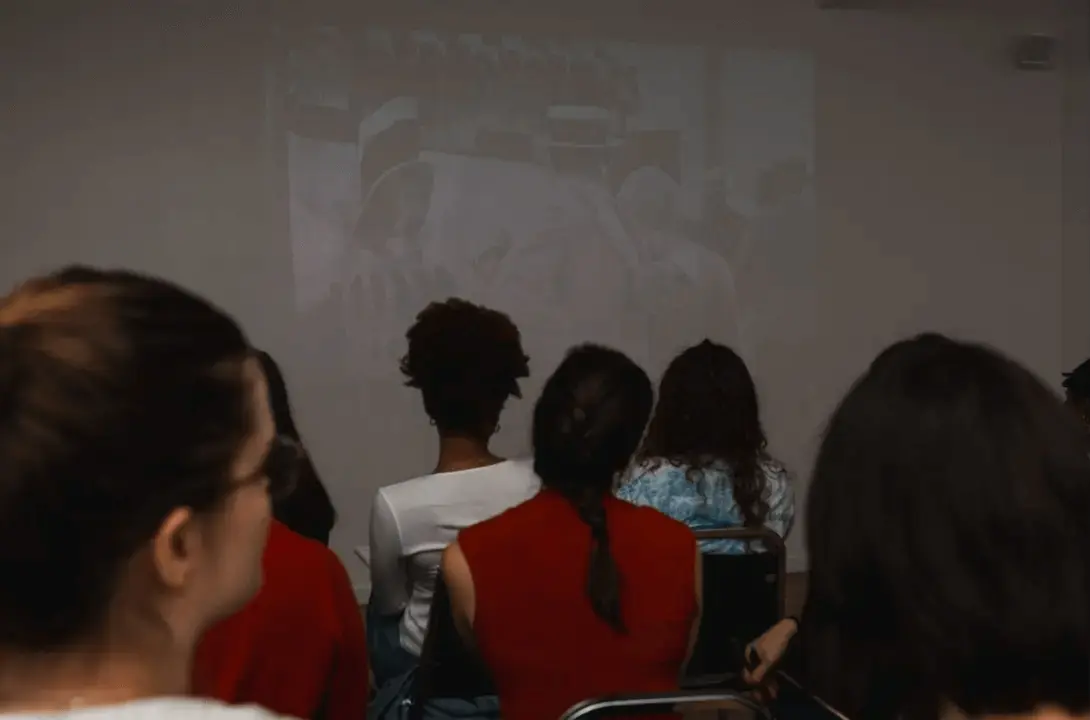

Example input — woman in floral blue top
[617,340,794,553]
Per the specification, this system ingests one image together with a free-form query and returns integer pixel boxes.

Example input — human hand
[742,617,799,685]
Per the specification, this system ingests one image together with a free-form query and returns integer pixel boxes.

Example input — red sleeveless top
[458,489,697,720]
[192,521,369,720]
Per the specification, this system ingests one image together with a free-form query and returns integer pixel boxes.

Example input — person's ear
[151,507,200,591]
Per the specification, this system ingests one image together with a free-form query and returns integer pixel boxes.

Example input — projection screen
[272,24,814,587]
[280,26,814,382]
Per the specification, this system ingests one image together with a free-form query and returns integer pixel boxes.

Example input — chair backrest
[685,528,786,682]
[410,572,497,709]
[559,690,773,720]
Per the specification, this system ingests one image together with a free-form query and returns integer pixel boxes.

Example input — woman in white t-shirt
[368,298,539,690]
[0,267,299,720]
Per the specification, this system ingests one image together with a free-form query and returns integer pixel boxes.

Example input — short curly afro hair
[400,298,530,438]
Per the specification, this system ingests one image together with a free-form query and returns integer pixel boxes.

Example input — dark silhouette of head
[256,351,301,440]
[638,340,769,525]
[254,350,336,545]
[532,344,654,632]
[401,298,529,442]
[803,333,1090,719]
[0,266,274,657]
[1062,358,1090,435]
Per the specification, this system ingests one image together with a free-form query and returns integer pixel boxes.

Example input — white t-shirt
[368,459,540,654]
[0,698,295,719]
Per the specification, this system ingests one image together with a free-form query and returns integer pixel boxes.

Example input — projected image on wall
[278,26,814,382]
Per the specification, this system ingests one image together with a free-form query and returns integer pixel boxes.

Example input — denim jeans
[366,599,419,690]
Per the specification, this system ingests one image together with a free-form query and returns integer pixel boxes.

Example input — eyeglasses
[263,435,302,502]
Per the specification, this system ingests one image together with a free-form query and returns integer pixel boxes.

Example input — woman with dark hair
[193,355,366,719]
[747,333,1090,720]
[442,345,702,720]
[0,267,296,719]
[367,299,539,688]
[618,340,794,553]
[254,350,337,545]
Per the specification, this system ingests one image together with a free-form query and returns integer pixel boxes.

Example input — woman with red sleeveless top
[442,344,702,720]
[192,520,369,720]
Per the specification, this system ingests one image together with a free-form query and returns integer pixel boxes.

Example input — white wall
[0,0,1086,596]
[786,0,1085,569]
[1062,0,1090,373]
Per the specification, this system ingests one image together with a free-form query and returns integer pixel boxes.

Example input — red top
[192,521,369,720]
[458,489,697,720]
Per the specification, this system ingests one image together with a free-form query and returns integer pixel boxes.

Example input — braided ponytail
[574,490,624,632]
[531,344,653,635]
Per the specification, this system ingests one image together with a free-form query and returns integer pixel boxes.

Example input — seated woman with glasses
[0,267,302,719]
[618,340,794,553]
[193,425,367,717]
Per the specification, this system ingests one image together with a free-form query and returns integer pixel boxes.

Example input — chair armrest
[678,672,745,690]
[559,690,772,720]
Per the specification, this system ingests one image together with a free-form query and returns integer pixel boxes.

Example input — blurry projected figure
[481,103,647,361]
[615,163,740,373]
[340,98,455,371]
[278,27,814,385]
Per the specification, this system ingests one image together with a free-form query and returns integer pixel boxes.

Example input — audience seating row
[404,526,788,716]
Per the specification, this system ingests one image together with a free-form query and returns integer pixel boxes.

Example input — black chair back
[409,572,496,714]
[684,528,786,684]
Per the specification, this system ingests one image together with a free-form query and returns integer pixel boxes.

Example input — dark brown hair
[532,344,653,632]
[0,266,253,651]
[400,298,529,439]
[803,333,1090,719]
[638,340,769,526]
[255,350,336,545]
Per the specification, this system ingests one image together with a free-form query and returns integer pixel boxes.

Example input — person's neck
[434,434,502,474]
[0,643,191,714]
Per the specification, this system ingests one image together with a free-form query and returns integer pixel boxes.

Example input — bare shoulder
[441,543,474,603]
[439,540,465,578]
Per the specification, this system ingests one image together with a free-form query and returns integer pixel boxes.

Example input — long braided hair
[638,340,770,526]
[532,344,654,632]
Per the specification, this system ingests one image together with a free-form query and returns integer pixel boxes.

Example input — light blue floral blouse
[616,457,795,554]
